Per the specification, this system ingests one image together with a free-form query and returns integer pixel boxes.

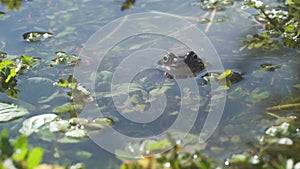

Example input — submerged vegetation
[0,0,300,168]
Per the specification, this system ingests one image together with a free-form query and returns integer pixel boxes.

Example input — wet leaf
[49,120,70,132]
[146,140,172,152]
[53,75,77,89]
[52,102,82,117]
[22,32,53,42]
[218,69,232,80]
[49,117,112,139]
[65,129,87,138]
[265,122,297,137]
[0,60,13,71]
[0,103,29,122]
[260,63,280,71]
[19,114,58,136]
[50,51,80,67]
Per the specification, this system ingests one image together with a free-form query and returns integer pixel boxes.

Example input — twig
[205,7,217,33]
[266,103,300,111]
[266,112,281,118]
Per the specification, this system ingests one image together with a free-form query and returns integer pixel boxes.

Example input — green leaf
[12,135,28,161]
[19,55,33,62]
[6,88,20,99]
[0,103,29,122]
[0,128,14,158]
[26,147,44,169]
[0,60,12,71]
[146,140,171,152]
[5,67,16,83]
[218,69,232,80]
[285,0,292,5]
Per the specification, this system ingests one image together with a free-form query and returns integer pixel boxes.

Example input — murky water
[0,0,299,168]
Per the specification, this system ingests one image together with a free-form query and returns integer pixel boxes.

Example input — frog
[157,51,205,79]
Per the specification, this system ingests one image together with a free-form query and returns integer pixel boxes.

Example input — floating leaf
[19,114,58,136]
[146,140,172,152]
[48,117,112,139]
[53,75,77,89]
[22,32,53,42]
[260,63,280,71]
[52,102,82,117]
[50,51,80,66]
[65,129,87,138]
[0,103,29,122]
[0,60,13,71]
[265,122,297,137]
[49,120,70,132]
[218,69,232,80]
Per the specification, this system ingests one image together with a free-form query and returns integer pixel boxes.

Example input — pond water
[0,0,299,168]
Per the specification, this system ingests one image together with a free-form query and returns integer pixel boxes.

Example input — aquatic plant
[0,55,40,98]
[241,0,300,49]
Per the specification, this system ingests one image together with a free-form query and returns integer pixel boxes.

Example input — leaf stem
[266,103,300,111]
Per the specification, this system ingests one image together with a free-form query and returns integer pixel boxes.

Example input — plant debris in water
[193,0,235,10]
[202,69,243,89]
[50,51,81,67]
[0,55,40,98]
[241,0,300,49]
[19,113,113,142]
[117,133,214,169]
[1,0,22,11]
[121,0,135,11]
[224,112,300,169]
[22,32,53,42]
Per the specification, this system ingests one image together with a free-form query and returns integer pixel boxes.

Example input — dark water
[0,0,299,168]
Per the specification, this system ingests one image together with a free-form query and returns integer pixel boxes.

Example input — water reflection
[0,0,299,168]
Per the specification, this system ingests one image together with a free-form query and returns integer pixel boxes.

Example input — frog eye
[163,55,169,62]
[186,51,198,60]
[163,52,176,63]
